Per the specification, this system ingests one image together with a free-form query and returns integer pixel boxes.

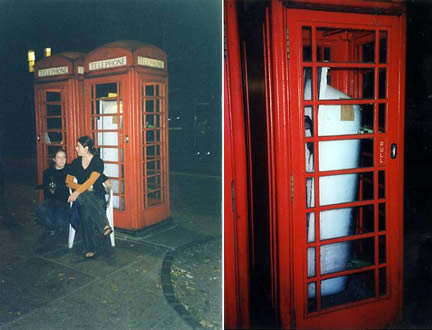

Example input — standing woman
[67,136,112,258]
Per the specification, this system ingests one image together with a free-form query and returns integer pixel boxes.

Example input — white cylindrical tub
[305,68,361,297]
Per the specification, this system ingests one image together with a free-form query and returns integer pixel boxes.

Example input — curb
[160,237,216,329]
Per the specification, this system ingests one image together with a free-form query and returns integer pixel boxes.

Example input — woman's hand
[67,191,80,203]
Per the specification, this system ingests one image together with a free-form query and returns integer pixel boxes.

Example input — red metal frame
[268,3,406,328]
[224,0,251,328]
[83,42,169,231]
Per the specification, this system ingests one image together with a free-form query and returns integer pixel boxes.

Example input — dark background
[0,0,222,175]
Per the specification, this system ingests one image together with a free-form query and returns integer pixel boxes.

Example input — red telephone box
[34,52,85,198]
[226,0,406,328]
[83,41,169,231]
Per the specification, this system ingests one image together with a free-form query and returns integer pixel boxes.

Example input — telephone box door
[84,77,130,227]
[284,9,405,329]
[35,84,69,184]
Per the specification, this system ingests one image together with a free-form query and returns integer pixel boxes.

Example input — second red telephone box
[83,41,169,231]
[34,52,85,199]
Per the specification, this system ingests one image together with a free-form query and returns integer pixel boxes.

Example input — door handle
[390,143,397,159]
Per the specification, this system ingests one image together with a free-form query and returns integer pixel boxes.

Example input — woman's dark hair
[77,136,98,155]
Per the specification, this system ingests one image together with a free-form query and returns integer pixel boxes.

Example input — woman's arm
[67,171,101,202]
[76,172,101,194]
[66,174,80,190]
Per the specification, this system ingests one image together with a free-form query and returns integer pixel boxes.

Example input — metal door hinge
[290,175,294,204]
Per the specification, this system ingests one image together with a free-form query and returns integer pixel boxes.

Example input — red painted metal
[224,0,251,328]
[266,1,406,327]
[83,42,169,231]
[34,53,85,201]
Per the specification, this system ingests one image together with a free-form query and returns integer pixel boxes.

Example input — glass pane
[47,131,63,143]
[307,282,317,312]
[379,31,388,64]
[156,99,160,112]
[318,139,373,171]
[379,235,386,264]
[145,85,154,96]
[156,85,160,96]
[105,163,119,178]
[378,103,386,133]
[307,212,315,242]
[379,171,385,198]
[146,145,161,159]
[46,91,61,102]
[302,27,312,62]
[306,177,315,208]
[321,237,374,275]
[47,104,61,116]
[148,191,162,206]
[304,67,313,100]
[318,104,374,136]
[113,195,120,209]
[147,175,161,190]
[379,203,386,232]
[100,100,119,115]
[147,159,161,176]
[100,148,118,162]
[320,204,374,240]
[316,28,375,63]
[146,129,161,143]
[319,172,373,206]
[321,270,375,308]
[146,114,160,128]
[379,267,387,296]
[307,247,316,277]
[145,100,154,112]
[111,179,120,194]
[305,106,313,137]
[379,69,387,99]
[318,68,374,100]
[96,83,117,98]
[97,132,118,147]
[305,142,314,173]
[47,118,62,129]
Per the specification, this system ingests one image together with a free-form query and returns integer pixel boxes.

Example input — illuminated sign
[137,56,164,69]
[89,56,127,71]
[38,66,68,77]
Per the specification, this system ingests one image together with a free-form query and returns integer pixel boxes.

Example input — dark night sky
[0,0,222,156]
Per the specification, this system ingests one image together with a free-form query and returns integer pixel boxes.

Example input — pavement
[0,157,222,330]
